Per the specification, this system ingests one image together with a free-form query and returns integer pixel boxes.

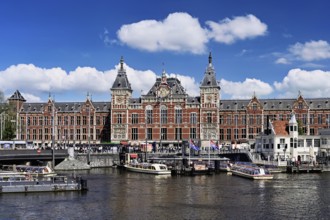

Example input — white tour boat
[231,162,273,180]
[124,162,171,175]
[1,165,57,177]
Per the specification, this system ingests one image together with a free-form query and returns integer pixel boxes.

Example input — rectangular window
[131,128,138,140]
[249,128,254,139]
[249,115,254,125]
[175,128,182,140]
[96,116,101,125]
[70,116,74,125]
[242,115,246,125]
[190,113,197,124]
[147,128,152,140]
[57,116,62,126]
[83,116,87,125]
[32,129,37,140]
[131,113,139,124]
[175,109,182,124]
[226,115,232,125]
[241,128,246,139]
[161,109,167,124]
[190,128,196,139]
[302,114,307,125]
[226,129,231,140]
[117,114,122,124]
[146,110,153,124]
[318,114,323,124]
[219,129,224,141]
[90,116,94,126]
[44,116,48,126]
[234,128,238,140]
[314,139,320,147]
[256,115,262,125]
[38,129,42,140]
[310,114,314,124]
[70,129,74,140]
[234,115,238,125]
[306,139,312,147]
[77,116,81,125]
[64,116,68,126]
[33,117,37,126]
[207,112,212,123]
[83,128,87,140]
[219,115,224,125]
[161,128,167,140]
[77,129,81,140]
[39,117,43,126]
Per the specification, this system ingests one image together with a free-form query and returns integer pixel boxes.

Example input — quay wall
[75,153,119,168]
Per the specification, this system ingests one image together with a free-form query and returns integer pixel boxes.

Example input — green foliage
[2,119,16,140]
[297,119,304,135]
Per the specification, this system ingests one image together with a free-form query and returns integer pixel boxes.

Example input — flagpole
[208,140,211,166]
[188,139,191,167]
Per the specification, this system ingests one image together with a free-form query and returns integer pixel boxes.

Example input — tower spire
[120,56,124,71]
[208,52,212,65]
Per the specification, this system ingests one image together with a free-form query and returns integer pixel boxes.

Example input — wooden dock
[286,165,323,173]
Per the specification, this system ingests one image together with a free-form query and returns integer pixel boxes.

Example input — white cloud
[169,73,200,97]
[0,62,200,102]
[288,40,330,61]
[117,12,208,54]
[220,78,273,99]
[274,68,330,98]
[275,57,290,64]
[116,13,267,54]
[206,14,267,44]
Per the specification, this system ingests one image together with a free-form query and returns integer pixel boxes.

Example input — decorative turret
[8,90,26,112]
[111,56,132,92]
[200,52,220,90]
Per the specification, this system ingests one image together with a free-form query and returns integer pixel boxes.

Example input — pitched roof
[200,52,220,89]
[272,121,289,136]
[111,57,132,91]
[8,90,26,102]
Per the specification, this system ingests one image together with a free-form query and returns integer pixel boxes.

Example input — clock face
[116,96,124,104]
[206,95,212,102]
[158,86,170,98]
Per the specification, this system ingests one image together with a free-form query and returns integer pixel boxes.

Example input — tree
[297,119,304,135]
[0,90,5,103]
[2,118,16,140]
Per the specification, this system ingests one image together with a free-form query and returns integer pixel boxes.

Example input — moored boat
[0,175,88,193]
[124,162,171,175]
[1,165,57,177]
[231,162,273,180]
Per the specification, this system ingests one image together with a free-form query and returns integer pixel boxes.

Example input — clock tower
[200,52,220,146]
[110,56,132,142]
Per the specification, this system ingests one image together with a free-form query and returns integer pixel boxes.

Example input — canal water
[1,168,330,220]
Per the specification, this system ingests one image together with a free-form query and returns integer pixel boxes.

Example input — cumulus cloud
[288,40,330,61]
[220,78,273,99]
[116,13,267,54]
[117,12,208,54]
[274,69,330,98]
[169,73,200,97]
[0,63,201,102]
[206,14,267,44]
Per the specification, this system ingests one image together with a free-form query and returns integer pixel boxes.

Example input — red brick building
[6,54,330,149]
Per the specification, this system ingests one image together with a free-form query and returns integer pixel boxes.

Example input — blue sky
[1,0,330,102]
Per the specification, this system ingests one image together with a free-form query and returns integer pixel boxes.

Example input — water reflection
[1,169,330,219]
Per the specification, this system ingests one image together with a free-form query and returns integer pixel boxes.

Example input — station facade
[6,54,330,149]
